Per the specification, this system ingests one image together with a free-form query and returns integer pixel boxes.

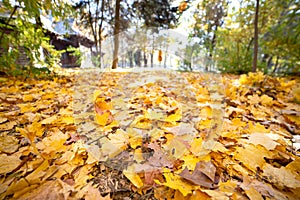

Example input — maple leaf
[123,165,144,188]
[0,135,19,154]
[155,168,195,196]
[0,154,22,174]
[179,161,217,188]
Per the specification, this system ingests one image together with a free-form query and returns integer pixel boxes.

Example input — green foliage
[189,0,300,75]
[191,0,228,70]
[67,46,82,66]
[0,0,73,77]
[132,0,179,29]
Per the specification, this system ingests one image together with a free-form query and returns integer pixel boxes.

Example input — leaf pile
[0,71,299,199]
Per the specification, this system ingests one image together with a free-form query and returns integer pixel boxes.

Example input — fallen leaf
[123,165,144,188]
[155,168,195,196]
[163,122,197,136]
[263,164,300,189]
[0,154,22,174]
[179,161,216,188]
[244,186,263,200]
[0,116,8,124]
[36,129,68,154]
[247,133,279,150]
[41,115,57,125]
[0,135,19,153]
[0,121,16,131]
[234,144,271,172]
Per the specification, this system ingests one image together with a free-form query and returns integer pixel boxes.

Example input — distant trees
[191,0,229,71]
[188,0,299,75]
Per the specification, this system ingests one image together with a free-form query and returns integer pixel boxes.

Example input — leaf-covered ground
[0,69,300,200]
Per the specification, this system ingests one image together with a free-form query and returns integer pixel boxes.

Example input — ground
[0,69,299,200]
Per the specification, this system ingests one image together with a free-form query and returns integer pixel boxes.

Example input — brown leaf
[179,161,216,188]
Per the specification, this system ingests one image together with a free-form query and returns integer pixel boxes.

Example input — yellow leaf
[285,115,300,126]
[234,144,271,172]
[165,113,182,122]
[59,116,74,125]
[245,186,263,200]
[0,135,19,154]
[36,129,68,154]
[263,164,300,189]
[17,127,35,143]
[196,119,211,130]
[0,116,8,124]
[131,115,152,129]
[127,128,143,149]
[190,137,203,156]
[93,90,102,101]
[199,106,212,119]
[86,144,103,164]
[181,154,202,171]
[6,178,30,196]
[101,130,129,158]
[164,137,188,159]
[0,154,22,174]
[134,148,144,163]
[231,118,247,127]
[18,103,35,113]
[247,133,279,150]
[123,165,144,188]
[28,121,44,137]
[25,160,49,184]
[200,189,230,200]
[155,168,195,196]
[149,109,166,120]
[219,180,237,194]
[23,94,33,102]
[292,87,300,103]
[286,158,300,176]
[248,122,269,133]
[95,111,113,126]
[41,115,57,125]
[260,94,273,106]
[95,99,112,111]
[41,92,55,100]
[74,165,93,189]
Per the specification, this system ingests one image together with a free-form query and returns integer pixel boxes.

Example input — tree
[74,0,112,67]
[212,0,299,75]
[132,0,180,68]
[0,0,73,75]
[191,0,229,71]
[112,0,121,69]
[132,0,178,29]
[261,0,300,74]
[252,0,259,72]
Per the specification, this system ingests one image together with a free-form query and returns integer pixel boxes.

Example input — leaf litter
[0,70,299,199]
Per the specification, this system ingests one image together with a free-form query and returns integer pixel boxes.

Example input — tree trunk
[151,34,154,68]
[98,0,105,68]
[87,0,98,52]
[143,50,147,67]
[112,0,120,69]
[252,0,259,72]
